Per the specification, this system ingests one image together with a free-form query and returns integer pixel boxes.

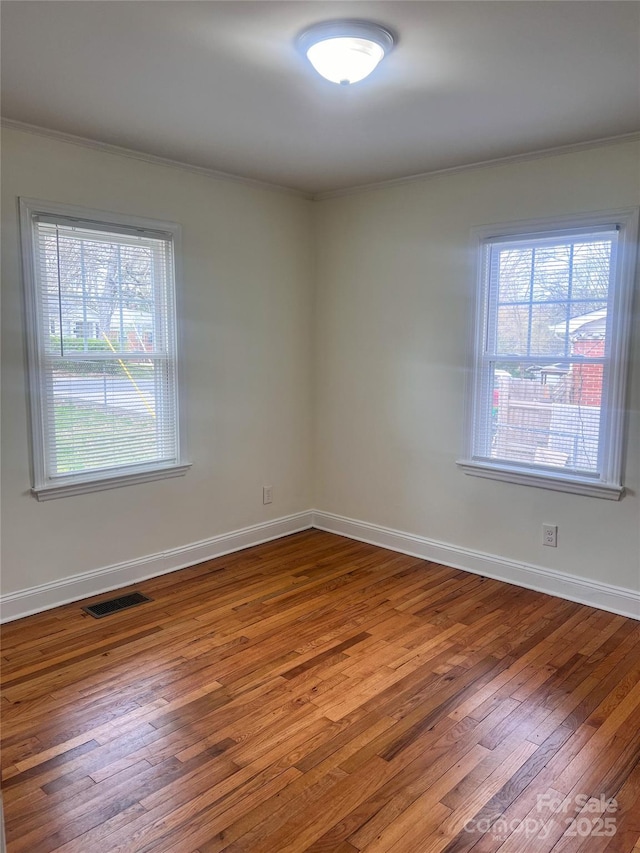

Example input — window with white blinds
[459,210,638,499]
[20,200,189,499]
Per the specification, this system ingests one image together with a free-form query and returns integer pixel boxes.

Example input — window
[20,200,189,500]
[459,210,638,499]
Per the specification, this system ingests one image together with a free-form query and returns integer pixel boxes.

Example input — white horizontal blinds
[475,228,617,477]
[32,217,178,479]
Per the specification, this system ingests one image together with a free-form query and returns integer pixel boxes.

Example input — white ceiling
[2,1,639,194]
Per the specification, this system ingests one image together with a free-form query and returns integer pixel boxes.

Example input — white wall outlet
[263,485,273,505]
[542,524,557,547]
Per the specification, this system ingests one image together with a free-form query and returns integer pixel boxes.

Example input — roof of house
[552,308,607,340]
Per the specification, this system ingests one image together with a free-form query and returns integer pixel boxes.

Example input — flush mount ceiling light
[297,20,395,85]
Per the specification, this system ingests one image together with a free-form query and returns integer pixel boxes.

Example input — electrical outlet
[542,524,557,547]
[263,485,273,505]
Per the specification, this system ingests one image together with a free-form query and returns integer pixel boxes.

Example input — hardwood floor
[2,529,639,853]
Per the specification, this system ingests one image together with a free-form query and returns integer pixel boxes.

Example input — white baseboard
[3,508,638,623]
[0,511,313,623]
[312,510,640,621]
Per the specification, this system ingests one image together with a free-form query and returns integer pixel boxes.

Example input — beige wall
[313,140,640,592]
[1,127,313,595]
[2,128,639,602]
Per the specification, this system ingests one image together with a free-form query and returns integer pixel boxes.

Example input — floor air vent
[83,592,153,618]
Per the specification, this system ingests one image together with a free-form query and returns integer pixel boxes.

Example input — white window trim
[19,198,190,500]
[457,208,639,500]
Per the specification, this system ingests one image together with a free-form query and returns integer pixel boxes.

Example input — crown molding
[313,131,640,201]
[0,118,313,200]
[3,117,638,202]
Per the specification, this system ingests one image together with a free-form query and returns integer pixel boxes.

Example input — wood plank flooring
[2,529,639,852]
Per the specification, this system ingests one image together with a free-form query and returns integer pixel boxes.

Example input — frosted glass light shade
[298,21,394,85]
[306,37,385,85]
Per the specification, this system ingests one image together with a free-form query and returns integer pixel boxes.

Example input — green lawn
[57,362,155,379]
[54,404,157,473]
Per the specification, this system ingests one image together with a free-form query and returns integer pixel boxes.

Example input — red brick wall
[571,339,604,406]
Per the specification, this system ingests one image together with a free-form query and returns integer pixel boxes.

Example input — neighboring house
[552,308,607,407]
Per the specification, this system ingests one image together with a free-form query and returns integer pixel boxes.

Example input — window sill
[456,459,624,500]
[32,463,191,501]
